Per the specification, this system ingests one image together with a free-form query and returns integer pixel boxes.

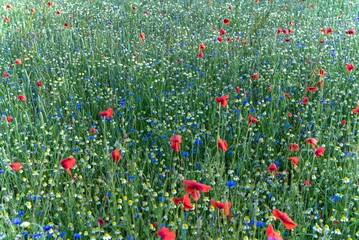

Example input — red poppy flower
[251,73,259,79]
[284,37,292,42]
[248,115,259,124]
[15,59,22,65]
[139,32,145,40]
[144,10,149,15]
[3,72,10,77]
[318,69,326,77]
[219,28,226,36]
[5,4,11,9]
[184,180,211,201]
[29,8,36,13]
[288,143,299,151]
[235,86,240,92]
[304,138,318,148]
[217,36,223,42]
[173,194,193,209]
[215,94,229,107]
[3,16,10,22]
[301,96,309,104]
[320,39,325,43]
[272,209,297,230]
[6,116,13,122]
[56,10,61,14]
[352,103,359,113]
[283,29,289,35]
[277,27,283,34]
[60,156,76,175]
[170,135,181,151]
[89,127,97,133]
[156,226,176,240]
[287,156,299,166]
[35,81,43,86]
[10,162,22,171]
[47,2,53,6]
[99,108,113,118]
[304,180,313,186]
[346,63,354,72]
[132,6,136,10]
[112,149,121,162]
[228,5,233,10]
[317,80,324,86]
[17,95,26,101]
[341,119,347,125]
[266,224,283,240]
[314,146,325,157]
[223,18,230,24]
[217,137,228,151]
[97,218,105,227]
[197,52,204,58]
[345,28,356,35]
[287,111,293,118]
[198,43,206,50]
[267,163,278,172]
[64,22,69,27]
[289,20,295,25]
[210,199,231,216]
[321,27,333,34]
[306,86,318,92]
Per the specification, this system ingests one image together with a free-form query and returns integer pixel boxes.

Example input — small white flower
[20,222,31,228]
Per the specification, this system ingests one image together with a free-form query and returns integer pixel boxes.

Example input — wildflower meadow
[0,0,358,239]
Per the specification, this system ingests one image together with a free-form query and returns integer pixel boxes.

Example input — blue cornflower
[274,158,280,165]
[12,217,22,224]
[33,232,43,239]
[256,221,265,227]
[158,196,166,201]
[330,195,341,203]
[244,219,255,226]
[226,180,236,187]
[46,232,54,238]
[181,151,189,157]
[74,233,81,239]
[43,225,52,231]
[17,210,25,215]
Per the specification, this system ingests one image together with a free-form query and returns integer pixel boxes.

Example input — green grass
[0,0,358,239]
